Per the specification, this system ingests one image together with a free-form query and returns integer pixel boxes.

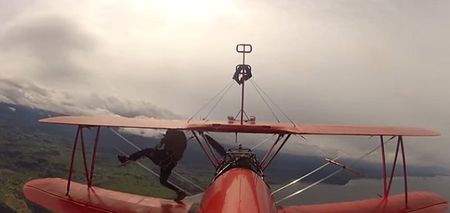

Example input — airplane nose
[200,168,276,213]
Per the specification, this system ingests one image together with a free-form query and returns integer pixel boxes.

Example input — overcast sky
[0,0,449,167]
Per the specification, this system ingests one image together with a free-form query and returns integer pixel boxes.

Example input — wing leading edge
[39,116,439,136]
[23,178,193,213]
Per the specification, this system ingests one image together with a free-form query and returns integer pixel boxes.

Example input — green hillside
[0,123,211,212]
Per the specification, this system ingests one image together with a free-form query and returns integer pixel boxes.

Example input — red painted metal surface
[240,80,245,125]
[23,178,192,213]
[79,128,91,184]
[23,172,448,213]
[262,134,291,170]
[88,127,101,187]
[39,116,439,136]
[380,136,387,198]
[192,131,219,167]
[200,168,277,213]
[260,134,283,167]
[387,138,401,197]
[278,191,448,213]
[199,132,221,165]
[66,126,80,195]
[400,137,409,206]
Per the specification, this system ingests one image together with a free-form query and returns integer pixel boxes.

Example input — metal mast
[233,44,253,125]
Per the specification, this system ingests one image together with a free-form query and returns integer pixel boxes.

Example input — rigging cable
[187,80,234,122]
[250,79,297,126]
[275,136,396,204]
[251,134,276,150]
[249,80,280,123]
[270,135,347,196]
[271,155,341,196]
[203,81,235,119]
[293,134,332,159]
[276,167,342,204]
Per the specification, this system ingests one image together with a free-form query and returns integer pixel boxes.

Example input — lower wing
[23,178,193,213]
[278,191,448,213]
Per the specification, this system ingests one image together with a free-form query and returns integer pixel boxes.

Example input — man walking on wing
[118,129,188,201]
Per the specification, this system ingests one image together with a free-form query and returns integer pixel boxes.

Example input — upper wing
[39,116,189,129]
[39,116,439,136]
[285,124,439,136]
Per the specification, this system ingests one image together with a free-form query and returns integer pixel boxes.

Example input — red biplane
[23,44,448,213]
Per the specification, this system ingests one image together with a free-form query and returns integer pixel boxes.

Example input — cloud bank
[0,78,177,119]
[0,0,449,168]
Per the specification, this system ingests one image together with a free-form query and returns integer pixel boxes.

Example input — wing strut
[66,125,101,195]
[260,134,292,170]
[88,127,101,187]
[66,126,80,195]
[191,131,220,168]
[382,136,408,206]
[380,136,388,198]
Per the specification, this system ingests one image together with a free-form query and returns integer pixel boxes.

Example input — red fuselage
[200,168,277,213]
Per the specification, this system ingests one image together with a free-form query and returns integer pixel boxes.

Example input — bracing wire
[188,81,234,122]
[271,155,341,196]
[110,128,142,150]
[293,134,331,159]
[203,82,234,119]
[250,79,297,126]
[276,168,343,204]
[251,134,276,150]
[109,128,205,192]
[275,136,396,204]
[249,80,280,122]
[347,136,396,168]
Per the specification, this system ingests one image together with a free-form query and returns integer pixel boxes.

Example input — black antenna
[233,44,252,125]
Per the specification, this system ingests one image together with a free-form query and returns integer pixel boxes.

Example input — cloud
[0,14,95,83]
[0,0,448,169]
[0,78,178,119]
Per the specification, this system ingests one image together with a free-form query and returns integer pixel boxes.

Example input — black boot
[174,190,187,202]
[117,155,128,164]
